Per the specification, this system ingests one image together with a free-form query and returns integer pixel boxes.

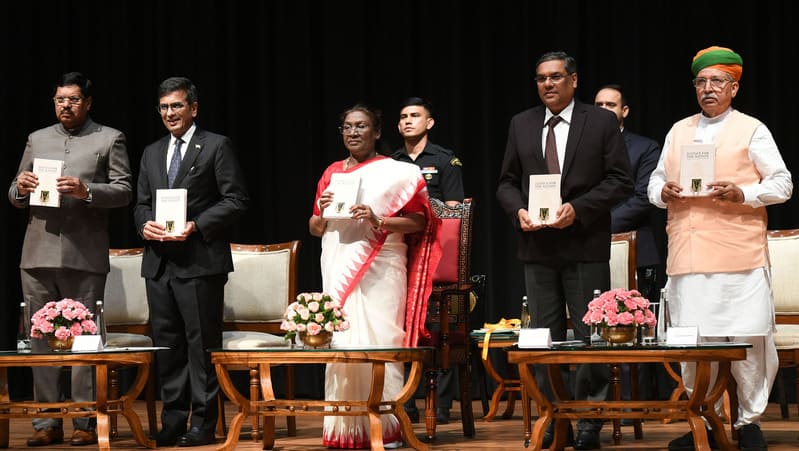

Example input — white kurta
[648,108,792,337]
[648,107,792,425]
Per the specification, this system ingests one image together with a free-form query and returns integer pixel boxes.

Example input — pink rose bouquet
[280,292,350,341]
[582,288,656,329]
[30,298,98,340]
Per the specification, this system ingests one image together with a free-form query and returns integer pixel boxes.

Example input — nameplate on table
[666,326,699,345]
[72,335,104,352]
[518,328,552,348]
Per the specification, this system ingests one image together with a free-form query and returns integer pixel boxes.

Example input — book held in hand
[679,144,716,196]
[528,174,562,225]
[323,172,361,219]
[156,189,187,236]
[30,158,64,207]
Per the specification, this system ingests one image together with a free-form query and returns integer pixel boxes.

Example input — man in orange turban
[691,45,743,81]
[649,46,793,451]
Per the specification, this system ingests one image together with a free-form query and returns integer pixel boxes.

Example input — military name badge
[421,166,437,181]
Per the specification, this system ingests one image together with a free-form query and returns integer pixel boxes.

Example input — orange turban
[691,46,743,81]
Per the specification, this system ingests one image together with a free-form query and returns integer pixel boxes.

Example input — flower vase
[47,336,75,352]
[600,326,636,346]
[299,331,333,349]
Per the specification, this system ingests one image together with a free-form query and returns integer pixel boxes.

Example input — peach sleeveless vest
[663,111,767,275]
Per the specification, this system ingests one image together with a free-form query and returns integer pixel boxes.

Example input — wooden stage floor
[2,400,797,450]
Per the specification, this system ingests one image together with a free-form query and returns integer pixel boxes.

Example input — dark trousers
[146,271,226,433]
[524,261,610,432]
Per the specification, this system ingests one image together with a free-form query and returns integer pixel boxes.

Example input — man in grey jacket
[8,71,132,447]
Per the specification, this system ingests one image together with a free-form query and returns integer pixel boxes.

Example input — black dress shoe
[154,426,186,447]
[542,422,574,449]
[574,430,601,450]
[177,427,215,447]
[738,424,767,451]
[668,429,717,451]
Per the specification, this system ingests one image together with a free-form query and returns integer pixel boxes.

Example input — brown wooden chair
[767,229,799,418]
[104,248,158,438]
[419,198,475,440]
[216,241,301,439]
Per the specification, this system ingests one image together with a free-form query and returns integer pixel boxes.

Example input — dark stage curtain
[2,1,799,398]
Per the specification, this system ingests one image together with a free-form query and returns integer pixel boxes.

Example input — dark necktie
[167,138,183,188]
[545,116,563,174]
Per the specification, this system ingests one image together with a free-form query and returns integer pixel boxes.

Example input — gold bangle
[373,216,385,231]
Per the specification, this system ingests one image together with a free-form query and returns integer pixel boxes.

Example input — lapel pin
[195,144,201,149]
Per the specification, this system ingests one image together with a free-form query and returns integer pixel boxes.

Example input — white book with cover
[528,174,562,225]
[679,144,716,196]
[323,172,361,219]
[156,189,187,236]
[30,158,64,207]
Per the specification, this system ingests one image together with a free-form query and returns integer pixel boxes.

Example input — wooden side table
[471,332,523,421]
[507,343,749,451]
[0,349,157,451]
[211,346,433,451]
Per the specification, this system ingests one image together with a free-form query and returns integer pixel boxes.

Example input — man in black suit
[134,77,249,447]
[496,52,632,450]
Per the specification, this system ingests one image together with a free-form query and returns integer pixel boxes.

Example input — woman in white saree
[309,105,439,449]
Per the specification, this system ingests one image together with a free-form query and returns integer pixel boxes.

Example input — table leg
[367,362,387,451]
[258,364,276,450]
[610,363,622,445]
[0,368,9,448]
[214,363,251,451]
[118,360,155,448]
[703,361,736,451]
[423,367,437,441]
[517,363,554,451]
[95,364,110,451]
[396,361,429,451]
[481,353,506,421]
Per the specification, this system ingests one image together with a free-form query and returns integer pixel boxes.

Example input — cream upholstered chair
[217,241,301,438]
[767,229,799,418]
[608,232,644,441]
[610,231,637,291]
[103,248,157,437]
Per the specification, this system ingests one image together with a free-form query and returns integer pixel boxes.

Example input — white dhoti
[667,268,779,426]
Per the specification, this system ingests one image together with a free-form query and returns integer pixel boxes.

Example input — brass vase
[299,330,333,348]
[47,336,75,352]
[600,326,636,345]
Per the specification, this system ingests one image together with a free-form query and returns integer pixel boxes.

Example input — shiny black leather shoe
[177,427,215,447]
[154,426,185,447]
[668,429,718,451]
[542,422,574,449]
[574,430,601,450]
[738,424,767,451]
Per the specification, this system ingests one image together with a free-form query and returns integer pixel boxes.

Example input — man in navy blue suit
[594,85,666,311]
[595,85,673,405]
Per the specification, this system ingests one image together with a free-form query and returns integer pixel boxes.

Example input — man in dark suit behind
[134,77,249,447]
[594,85,666,305]
[496,51,632,450]
[595,85,674,401]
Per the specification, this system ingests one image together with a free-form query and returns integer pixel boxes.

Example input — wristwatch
[83,184,92,202]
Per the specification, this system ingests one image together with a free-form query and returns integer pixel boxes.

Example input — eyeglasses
[53,96,83,106]
[156,102,187,114]
[535,73,568,84]
[338,124,369,135]
[692,77,733,90]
